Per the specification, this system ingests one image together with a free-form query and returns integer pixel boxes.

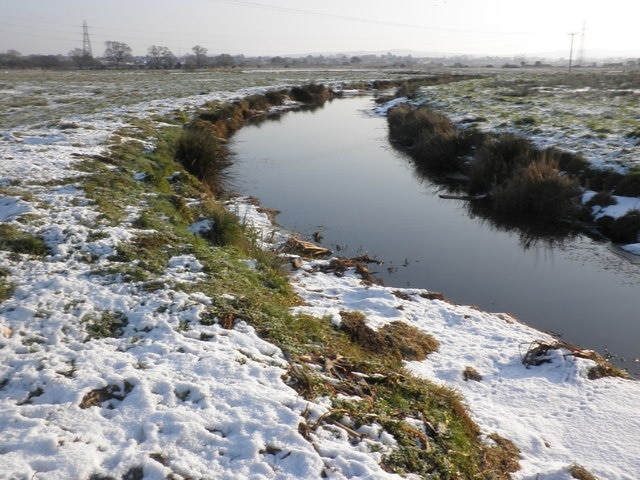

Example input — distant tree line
[3,42,640,70]
[0,44,419,70]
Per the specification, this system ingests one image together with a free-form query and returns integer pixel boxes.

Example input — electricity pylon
[82,20,93,59]
[577,22,586,67]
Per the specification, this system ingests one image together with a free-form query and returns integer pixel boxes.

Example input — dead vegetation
[281,236,332,257]
[520,340,629,379]
[462,366,483,382]
[310,255,384,284]
[569,463,599,480]
[80,381,134,409]
[339,310,439,361]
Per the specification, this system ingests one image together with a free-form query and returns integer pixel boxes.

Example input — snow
[586,193,640,221]
[1,76,639,480]
[291,262,640,479]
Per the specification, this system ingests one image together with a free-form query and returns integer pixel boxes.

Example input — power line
[0,24,78,44]
[208,0,544,36]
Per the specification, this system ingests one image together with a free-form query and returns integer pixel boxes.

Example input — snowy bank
[0,86,409,479]
[287,255,640,479]
[0,73,639,480]
[232,197,640,479]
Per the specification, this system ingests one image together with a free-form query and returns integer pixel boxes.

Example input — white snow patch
[1,77,639,480]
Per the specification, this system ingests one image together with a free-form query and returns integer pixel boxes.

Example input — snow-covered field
[414,72,640,172]
[1,69,639,479]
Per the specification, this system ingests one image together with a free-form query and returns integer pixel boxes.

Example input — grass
[467,133,538,194]
[174,121,230,196]
[83,311,129,340]
[387,103,471,172]
[0,224,48,257]
[339,310,439,361]
[569,463,599,480]
[0,268,14,303]
[282,311,518,478]
[597,210,640,244]
[462,366,483,382]
[614,172,640,196]
[72,101,521,478]
[195,84,334,141]
[288,83,333,104]
[491,151,581,218]
[386,95,640,240]
[110,232,178,275]
[585,191,617,209]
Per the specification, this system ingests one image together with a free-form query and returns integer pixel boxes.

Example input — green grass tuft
[83,311,128,340]
[174,121,229,195]
[0,268,14,302]
[0,224,48,257]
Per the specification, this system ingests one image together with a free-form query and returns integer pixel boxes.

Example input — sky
[1,0,640,59]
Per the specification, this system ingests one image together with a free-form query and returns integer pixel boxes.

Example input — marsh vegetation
[386,71,640,245]
[3,68,634,478]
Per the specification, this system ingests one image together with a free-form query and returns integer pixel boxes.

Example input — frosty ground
[1,71,640,479]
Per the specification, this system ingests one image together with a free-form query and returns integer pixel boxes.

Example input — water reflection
[228,94,640,376]
[466,205,581,250]
[398,142,584,251]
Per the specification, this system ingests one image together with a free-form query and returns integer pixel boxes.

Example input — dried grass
[521,340,629,379]
[339,311,439,361]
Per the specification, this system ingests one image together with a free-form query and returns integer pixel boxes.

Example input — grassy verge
[73,89,522,477]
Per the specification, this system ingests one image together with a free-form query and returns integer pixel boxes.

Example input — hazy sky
[2,0,639,59]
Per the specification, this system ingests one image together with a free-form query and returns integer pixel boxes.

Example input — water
[229,95,640,375]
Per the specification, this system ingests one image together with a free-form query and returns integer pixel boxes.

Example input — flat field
[414,69,640,172]
[4,67,639,174]
[0,68,411,129]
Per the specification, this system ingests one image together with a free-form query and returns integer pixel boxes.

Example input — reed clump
[490,151,581,218]
[614,172,640,197]
[467,133,537,194]
[289,83,333,104]
[388,105,586,224]
[598,210,640,243]
[387,104,468,171]
[174,120,229,195]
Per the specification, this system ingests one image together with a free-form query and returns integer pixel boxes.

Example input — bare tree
[69,48,95,69]
[104,41,132,69]
[147,45,176,69]
[0,50,22,68]
[213,53,235,67]
[192,45,208,68]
